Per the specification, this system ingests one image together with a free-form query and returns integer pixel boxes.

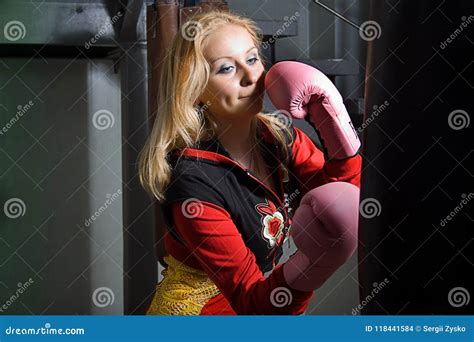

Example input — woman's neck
[215,117,257,165]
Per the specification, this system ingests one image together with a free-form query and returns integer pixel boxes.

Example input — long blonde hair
[138,10,293,202]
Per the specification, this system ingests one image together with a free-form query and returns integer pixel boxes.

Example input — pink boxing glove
[282,182,360,292]
[265,61,361,160]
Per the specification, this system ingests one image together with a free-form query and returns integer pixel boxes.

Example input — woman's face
[198,24,265,120]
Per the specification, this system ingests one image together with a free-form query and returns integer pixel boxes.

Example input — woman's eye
[217,57,259,74]
[248,57,259,64]
[218,65,234,74]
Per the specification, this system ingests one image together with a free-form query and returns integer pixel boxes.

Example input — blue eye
[217,57,259,74]
[248,57,259,64]
[218,65,234,74]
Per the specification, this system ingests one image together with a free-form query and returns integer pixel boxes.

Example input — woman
[139,10,361,315]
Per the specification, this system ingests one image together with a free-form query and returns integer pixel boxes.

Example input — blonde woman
[139,10,362,315]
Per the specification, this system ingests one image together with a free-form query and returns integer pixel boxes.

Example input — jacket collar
[173,120,279,167]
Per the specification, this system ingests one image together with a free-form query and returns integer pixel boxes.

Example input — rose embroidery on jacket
[256,200,285,248]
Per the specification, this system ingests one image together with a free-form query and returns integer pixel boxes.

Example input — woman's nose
[240,65,259,86]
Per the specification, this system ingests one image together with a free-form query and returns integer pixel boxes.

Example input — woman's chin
[246,98,264,115]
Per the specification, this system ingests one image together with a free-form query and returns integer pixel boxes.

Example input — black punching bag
[358,0,473,314]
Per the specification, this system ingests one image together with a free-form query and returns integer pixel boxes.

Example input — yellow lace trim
[146,255,221,315]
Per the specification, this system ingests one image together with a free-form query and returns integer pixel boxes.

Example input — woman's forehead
[203,25,255,61]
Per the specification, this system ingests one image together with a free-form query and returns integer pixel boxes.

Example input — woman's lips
[240,92,263,99]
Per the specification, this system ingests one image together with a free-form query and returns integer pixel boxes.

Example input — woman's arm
[290,126,362,197]
[170,200,314,315]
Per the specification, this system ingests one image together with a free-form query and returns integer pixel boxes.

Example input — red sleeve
[170,200,314,315]
[291,127,362,196]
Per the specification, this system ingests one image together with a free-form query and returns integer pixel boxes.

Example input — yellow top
[146,255,221,315]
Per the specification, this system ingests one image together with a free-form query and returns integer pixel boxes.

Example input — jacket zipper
[245,167,292,258]
[224,158,289,230]
[179,148,291,251]
[245,169,287,219]
[225,151,291,250]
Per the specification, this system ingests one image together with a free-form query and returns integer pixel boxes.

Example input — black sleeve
[162,160,228,234]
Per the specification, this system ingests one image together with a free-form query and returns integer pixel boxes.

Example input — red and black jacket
[162,120,362,315]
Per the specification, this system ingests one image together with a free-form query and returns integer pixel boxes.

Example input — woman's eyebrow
[211,46,257,64]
